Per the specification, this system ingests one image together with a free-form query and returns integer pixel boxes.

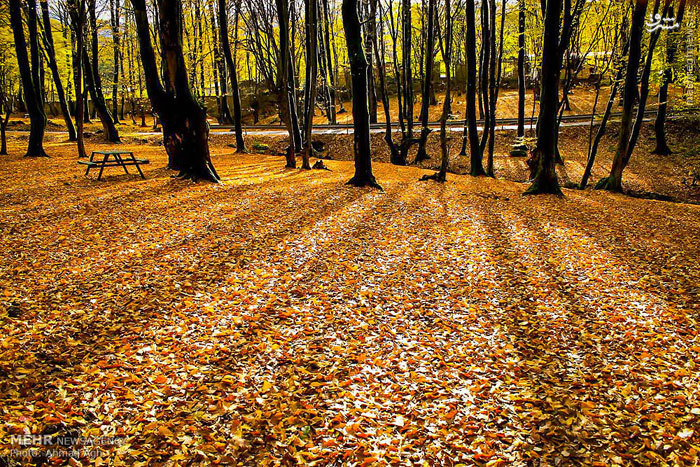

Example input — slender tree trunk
[277,0,301,167]
[625,0,668,161]
[595,0,648,192]
[219,0,246,152]
[0,108,10,155]
[40,0,77,141]
[373,0,400,164]
[67,0,88,158]
[510,0,528,156]
[434,0,452,182]
[132,0,219,181]
[653,0,685,155]
[301,0,319,169]
[402,0,413,138]
[322,0,337,123]
[110,0,121,123]
[414,0,436,163]
[342,0,381,189]
[10,0,48,157]
[86,0,120,142]
[487,0,505,176]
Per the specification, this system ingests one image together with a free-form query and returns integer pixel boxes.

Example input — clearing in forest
[1,143,699,465]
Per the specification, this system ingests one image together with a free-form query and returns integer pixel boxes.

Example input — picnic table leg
[115,153,130,175]
[85,151,96,176]
[129,152,146,179]
[96,154,109,181]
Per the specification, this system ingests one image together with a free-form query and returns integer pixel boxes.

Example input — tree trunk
[414,0,436,163]
[653,0,685,155]
[434,0,452,182]
[0,108,10,155]
[86,0,120,142]
[595,0,648,192]
[516,0,526,138]
[342,0,381,189]
[67,0,88,158]
[40,0,77,141]
[219,0,246,152]
[372,0,400,164]
[132,0,219,181]
[465,0,483,175]
[322,0,337,124]
[524,0,563,194]
[110,0,121,123]
[625,0,669,161]
[277,0,301,167]
[301,0,319,169]
[10,0,48,157]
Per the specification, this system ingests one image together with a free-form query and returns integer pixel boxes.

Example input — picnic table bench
[78,150,150,180]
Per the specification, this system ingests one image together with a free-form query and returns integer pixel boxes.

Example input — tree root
[346,175,383,191]
[523,179,563,196]
[24,151,50,158]
[312,160,331,171]
[419,172,445,183]
[594,176,622,192]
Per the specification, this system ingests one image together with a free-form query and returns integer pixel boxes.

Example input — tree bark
[372,0,400,164]
[524,0,564,194]
[86,0,120,142]
[465,0,483,175]
[414,0,436,163]
[595,0,648,192]
[342,0,381,189]
[10,0,49,157]
[67,0,88,158]
[219,0,246,152]
[40,0,77,141]
[0,107,10,155]
[301,0,319,169]
[516,0,526,138]
[277,0,302,166]
[132,0,219,181]
[653,0,686,155]
[110,0,121,123]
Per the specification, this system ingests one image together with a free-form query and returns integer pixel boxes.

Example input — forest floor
[0,138,699,466]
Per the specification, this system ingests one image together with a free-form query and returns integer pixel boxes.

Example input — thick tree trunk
[342,0,381,189]
[40,0,77,141]
[595,0,648,192]
[414,0,436,163]
[524,0,563,195]
[10,0,48,157]
[465,0,483,175]
[219,0,246,152]
[132,0,219,181]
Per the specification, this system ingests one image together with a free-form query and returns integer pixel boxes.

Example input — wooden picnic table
[78,150,150,180]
